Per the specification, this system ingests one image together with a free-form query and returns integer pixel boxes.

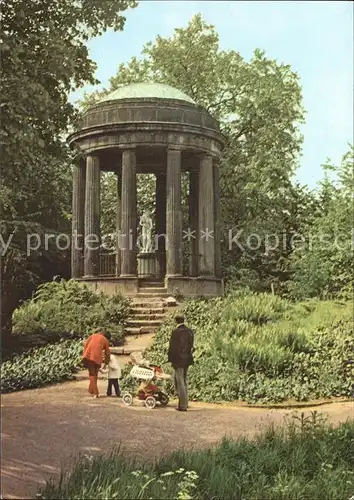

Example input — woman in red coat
[82,328,111,398]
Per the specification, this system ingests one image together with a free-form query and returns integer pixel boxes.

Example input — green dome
[99,82,195,104]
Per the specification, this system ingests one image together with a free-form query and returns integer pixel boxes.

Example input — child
[106,354,121,397]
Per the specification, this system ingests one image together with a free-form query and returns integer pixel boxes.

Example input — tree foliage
[288,146,354,299]
[0,0,137,341]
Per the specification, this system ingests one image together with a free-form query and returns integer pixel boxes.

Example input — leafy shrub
[33,280,103,306]
[11,301,44,335]
[232,341,293,376]
[12,280,131,346]
[144,293,354,403]
[39,418,354,499]
[276,329,309,353]
[0,340,83,393]
[109,326,125,346]
[224,292,288,324]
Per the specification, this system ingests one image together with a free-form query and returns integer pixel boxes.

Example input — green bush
[12,280,131,346]
[3,280,132,392]
[0,340,83,393]
[39,417,354,499]
[224,291,288,324]
[144,293,354,403]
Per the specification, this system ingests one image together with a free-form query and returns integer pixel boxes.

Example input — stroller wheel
[158,392,169,407]
[122,392,133,406]
[145,396,156,409]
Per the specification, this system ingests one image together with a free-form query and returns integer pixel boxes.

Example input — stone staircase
[111,281,177,358]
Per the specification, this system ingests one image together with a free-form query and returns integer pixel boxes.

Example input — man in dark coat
[168,315,194,411]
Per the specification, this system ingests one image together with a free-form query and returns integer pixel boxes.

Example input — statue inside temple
[139,209,153,253]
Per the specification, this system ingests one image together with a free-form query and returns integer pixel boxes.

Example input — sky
[70,0,353,188]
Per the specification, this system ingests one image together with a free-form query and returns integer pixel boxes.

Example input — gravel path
[2,378,353,499]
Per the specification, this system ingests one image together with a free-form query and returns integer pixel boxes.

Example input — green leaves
[0,339,83,393]
[12,279,131,345]
[1,0,137,341]
[288,146,354,299]
[144,294,353,404]
[3,280,131,393]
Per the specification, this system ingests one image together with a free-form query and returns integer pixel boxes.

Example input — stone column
[84,154,100,277]
[71,158,86,278]
[189,170,199,276]
[115,171,122,276]
[198,154,215,276]
[214,162,221,278]
[120,148,137,276]
[155,173,166,279]
[166,148,182,276]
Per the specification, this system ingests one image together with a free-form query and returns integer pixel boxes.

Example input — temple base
[165,276,223,298]
[77,275,223,298]
[78,276,139,295]
[137,252,156,278]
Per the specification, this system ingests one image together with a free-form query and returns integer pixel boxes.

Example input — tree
[0,0,137,343]
[81,14,306,290]
[288,146,354,299]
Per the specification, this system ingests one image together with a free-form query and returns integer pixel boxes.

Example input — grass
[39,414,354,499]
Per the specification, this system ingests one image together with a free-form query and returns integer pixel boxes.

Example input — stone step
[131,296,166,307]
[132,296,166,301]
[138,287,167,294]
[125,326,159,335]
[130,296,166,308]
[127,319,162,328]
[136,292,169,298]
[131,307,165,315]
[131,313,166,321]
[131,305,164,311]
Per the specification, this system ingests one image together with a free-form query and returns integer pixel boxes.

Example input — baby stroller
[122,353,171,409]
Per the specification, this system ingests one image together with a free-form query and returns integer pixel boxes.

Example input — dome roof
[99,82,196,105]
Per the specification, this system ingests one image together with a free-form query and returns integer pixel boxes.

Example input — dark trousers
[107,378,120,396]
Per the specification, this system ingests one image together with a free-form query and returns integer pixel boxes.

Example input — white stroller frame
[121,352,171,409]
